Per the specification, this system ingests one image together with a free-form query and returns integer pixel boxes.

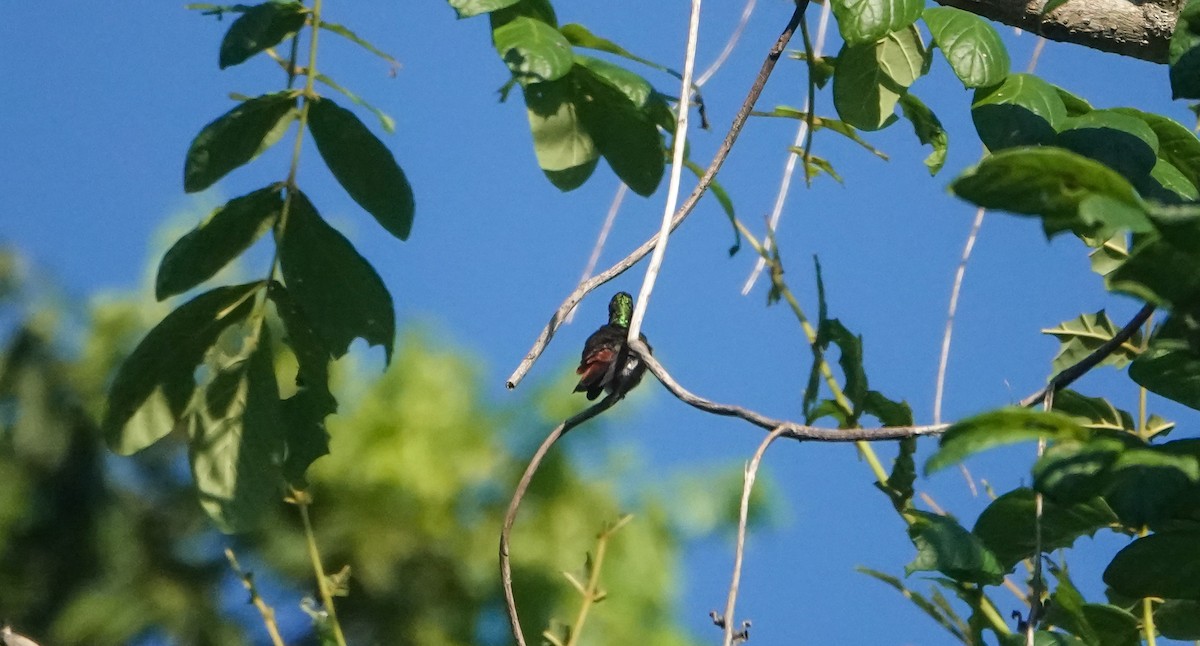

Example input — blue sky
[3,2,1196,644]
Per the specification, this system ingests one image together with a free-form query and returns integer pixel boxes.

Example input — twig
[226,548,288,646]
[565,183,628,324]
[291,488,347,646]
[628,0,704,342]
[740,1,832,295]
[720,425,789,645]
[562,515,633,646]
[695,0,757,87]
[506,1,810,390]
[500,395,621,646]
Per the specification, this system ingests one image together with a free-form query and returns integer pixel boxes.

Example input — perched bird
[574,292,652,400]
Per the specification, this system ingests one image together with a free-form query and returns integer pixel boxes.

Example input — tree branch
[935,0,1180,63]
[505,1,810,390]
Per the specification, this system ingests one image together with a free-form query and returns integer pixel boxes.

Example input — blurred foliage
[0,248,753,645]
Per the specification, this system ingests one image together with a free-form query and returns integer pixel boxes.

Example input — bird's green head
[608,292,635,328]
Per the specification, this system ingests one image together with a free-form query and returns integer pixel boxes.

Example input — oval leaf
[973,488,1118,571]
[103,282,263,455]
[157,186,283,300]
[922,7,1009,88]
[1114,108,1200,191]
[925,408,1090,475]
[523,76,598,190]
[971,73,1065,151]
[1055,110,1159,183]
[219,1,308,69]
[833,41,903,132]
[1104,531,1200,600]
[308,97,414,240]
[184,92,297,193]
[575,65,665,196]
[493,15,573,85]
[831,0,924,46]
[905,510,1004,585]
[279,191,395,361]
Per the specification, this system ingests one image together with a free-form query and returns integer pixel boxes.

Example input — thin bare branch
[566,183,628,325]
[628,0,705,342]
[696,0,757,87]
[506,1,811,390]
[721,425,789,646]
[500,395,621,646]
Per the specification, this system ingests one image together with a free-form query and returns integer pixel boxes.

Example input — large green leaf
[103,282,263,455]
[307,97,415,240]
[876,25,928,88]
[279,191,395,361]
[922,7,1008,88]
[925,408,1089,475]
[832,41,903,131]
[831,0,924,46]
[1131,318,1200,408]
[156,186,282,300]
[1033,435,1136,505]
[905,510,1004,585]
[493,15,573,85]
[1045,568,1140,646]
[574,55,653,108]
[1113,108,1200,191]
[186,327,285,532]
[1041,311,1143,376]
[1050,389,1135,433]
[1055,110,1159,183]
[1108,236,1200,307]
[898,93,948,175]
[971,73,1065,151]
[972,488,1118,571]
[268,282,335,485]
[184,93,297,193]
[1156,599,1200,639]
[949,146,1145,238]
[1104,446,1200,528]
[218,1,307,69]
[574,65,665,196]
[1140,158,1200,203]
[1104,531,1200,599]
[523,76,598,190]
[1169,0,1200,99]
[447,0,521,18]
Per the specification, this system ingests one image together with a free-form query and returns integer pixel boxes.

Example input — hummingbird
[574,292,652,400]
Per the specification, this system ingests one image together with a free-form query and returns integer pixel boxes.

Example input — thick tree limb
[936,0,1180,63]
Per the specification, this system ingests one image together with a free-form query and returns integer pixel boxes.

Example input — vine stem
[627,0,703,343]
[226,548,287,646]
[294,489,348,646]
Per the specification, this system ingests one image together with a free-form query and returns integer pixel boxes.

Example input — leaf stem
[563,516,632,646]
[226,548,287,646]
[294,488,348,646]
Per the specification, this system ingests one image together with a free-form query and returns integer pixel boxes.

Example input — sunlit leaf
[523,76,598,190]
[319,20,399,67]
[922,7,1008,88]
[447,0,520,18]
[831,0,924,46]
[925,408,1089,475]
[898,93,948,175]
[493,15,573,85]
[833,41,903,132]
[560,23,681,80]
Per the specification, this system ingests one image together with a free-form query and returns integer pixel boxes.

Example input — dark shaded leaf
[1169,0,1200,99]
[314,73,395,133]
[187,326,284,532]
[1000,632,1086,646]
[1114,108,1200,191]
[1104,446,1200,528]
[905,510,1004,585]
[922,7,1009,88]
[1156,599,1200,639]
[1033,435,1135,505]
[972,74,1065,151]
[308,97,414,240]
[572,66,664,196]
[1055,110,1159,183]
[822,318,867,417]
[926,408,1090,475]
[219,1,307,69]
[973,488,1119,571]
[184,93,297,192]
[1104,531,1200,599]
[103,282,263,454]
[1051,389,1135,433]
[1108,236,1200,307]
[279,191,395,361]
[878,435,917,512]
[157,186,282,300]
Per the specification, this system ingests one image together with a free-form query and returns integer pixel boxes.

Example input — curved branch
[500,395,619,646]
[935,0,1179,63]
[506,1,811,390]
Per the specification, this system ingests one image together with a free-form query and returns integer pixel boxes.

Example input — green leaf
[186,327,285,532]
[1041,311,1143,376]
[1140,158,1200,203]
[103,282,263,454]
[560,23,681,80]
[218,1,307,69]
[448,0,520,17]
[949,147,1144,239]
[925,408,1089,475]
[905,510,1004,585]
[268,282,335,485]
[1108,236,1200,307]
[156,186,282,300]
[864,390,913,426]
[1104,446,1200,528]
[898,93,948,175]
[832,41,903,131]
[1033,435,1134,505]
[1088,234,1129,277]
[319,20,400,67]
[971,73,1066,151]
[315,73,395,134]
[1055,110,1159,183]
[184,92,297,192]
[1079,604,1140,646]
[1055,85,1094,117]
[878,435,917,512]
[972,488,1118,571]
[831,0,924,46]
[1050,389,1134,433]
[1169,0,1200,99]
[877,25,928,88]
[1114,108,1200,190]
[493,15,573,85]
[1044,566,1099,646]
[575,65,665,196]
[1131,325,1200,409]
[822,318,867,417]
[1156,599,1200,639]
[523,76,598,190]
[307,96,414,240]
[922,7,1009,88]
[573,55,653,108]
[279,191,395,361]
[1104,531,1200,599]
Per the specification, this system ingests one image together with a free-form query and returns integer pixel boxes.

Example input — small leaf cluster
[449,0,672,195]
[104,1,412,532]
